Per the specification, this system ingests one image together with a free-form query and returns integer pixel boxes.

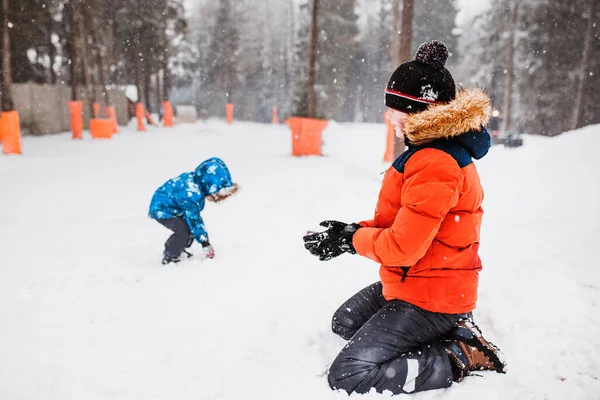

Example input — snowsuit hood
[193,157,236,195]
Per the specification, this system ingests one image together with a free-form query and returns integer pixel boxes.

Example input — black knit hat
[385,40,456,114]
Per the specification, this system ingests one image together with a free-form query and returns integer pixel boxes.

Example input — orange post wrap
[90,118,113,139]
[383,112,396,162]
[162,101,174,127]
[136,102,147,131]
[226,103,234,124]
[272,106,279,124]
[288,116,328,156]
[68,101,84,139]
[0,110,23,155]
[93,102,101,118]
[105,106,119,133]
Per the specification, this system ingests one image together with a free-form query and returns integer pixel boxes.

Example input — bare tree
[392,0,414,159]
[390,0,401,66]
[398,0,414,64]
[1,0,14,112]
[307,0,319,118]
[79,5,95,114]
[135,42,144,105]
[501,0,518,135]
[88,0,112,107]
[162,57,171,101]
[67,0,81,101]
[571,0,597,130]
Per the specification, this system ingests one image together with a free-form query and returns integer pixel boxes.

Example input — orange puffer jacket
[353,89,492,314]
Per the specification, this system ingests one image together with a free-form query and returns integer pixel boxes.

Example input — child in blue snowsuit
[149,157,238,264]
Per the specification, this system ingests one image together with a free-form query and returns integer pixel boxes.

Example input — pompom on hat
[385,40,456,114]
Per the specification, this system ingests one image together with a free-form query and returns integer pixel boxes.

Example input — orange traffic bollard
[68,101,84,139]
[105,105,119,134]
[226,103,234,125]
[288,116,328,156]
[383,112,396,163]
[0,110,23,155]
[93,102,101,118]
[272,106,279,124]
[163,101,174,127]
[136,102,147,131]
[90,118,113,139]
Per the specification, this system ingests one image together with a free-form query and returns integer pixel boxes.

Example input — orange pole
[105,105,119,134]
[136,102,147,131]
[93,102,101,118]
[0,110,23,155]
[90,118,113,139]
[162,101,174,127]
[383,112,395,163]
[225,103,234,124]
[289,116,327,156]
[272,106,279,124]
[68,101,84,139]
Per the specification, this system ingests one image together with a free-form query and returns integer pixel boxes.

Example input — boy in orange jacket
[304,41,506,395]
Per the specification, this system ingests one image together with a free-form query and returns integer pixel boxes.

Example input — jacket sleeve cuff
[352,227,382,263]
[358,219,375,228]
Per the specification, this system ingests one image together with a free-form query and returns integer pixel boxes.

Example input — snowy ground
[1,120,599,400]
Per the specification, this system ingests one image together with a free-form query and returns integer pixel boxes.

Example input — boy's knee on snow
[331,315,356,340]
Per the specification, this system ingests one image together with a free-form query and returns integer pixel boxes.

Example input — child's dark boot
[444,319,506,382]
[162,250,181,265]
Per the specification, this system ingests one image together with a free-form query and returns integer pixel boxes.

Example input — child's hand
[203,245,215,259]
[303,222,361,261]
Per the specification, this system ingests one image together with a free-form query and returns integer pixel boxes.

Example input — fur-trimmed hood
[403,88,491,146]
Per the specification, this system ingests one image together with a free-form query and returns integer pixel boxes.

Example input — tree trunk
[162,57,171,101]
[398,0,414,64]
[390,0,401,66]
[143,67,152,113]
[155,71,162,108]
[571,0,597,130]
[88,0,110,106]
[307,0,319,118]
[392,0,414,159]
[1,0,14,111]
[69,0,79,101]
[285,0,294,104]
[47,10,57,84]
[502,1,518,135]
[135,42,144,104]
[79,8,94,115]
[95,43,110,106]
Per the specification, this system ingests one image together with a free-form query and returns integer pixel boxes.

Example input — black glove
[303,220,361,261]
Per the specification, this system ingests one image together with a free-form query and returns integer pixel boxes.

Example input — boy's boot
[444,319,506,382]
[162,250,181,265]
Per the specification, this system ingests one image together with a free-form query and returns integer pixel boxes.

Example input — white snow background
[1,120,599,399]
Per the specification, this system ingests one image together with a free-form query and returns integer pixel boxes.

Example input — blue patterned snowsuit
[148,157,235,244]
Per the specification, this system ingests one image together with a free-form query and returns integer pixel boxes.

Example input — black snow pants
[157,217,193,257]
[328,281,465,395]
